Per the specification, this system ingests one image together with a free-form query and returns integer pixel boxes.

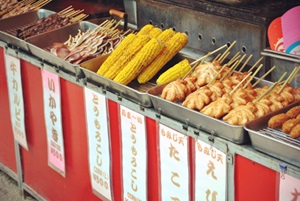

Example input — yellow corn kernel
[103,35,150,80]
[137,32,188,84]
[156,59,192,85]
[97,33,136,75]
[148,27,162,38]
[156,28,175,44]
[137,24,154,36]
[113,38,164,85]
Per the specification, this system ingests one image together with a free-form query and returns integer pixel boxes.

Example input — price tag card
[279,174,300,201]
[41,69,65,176]
[194,139,227,201]
[4,54,28,150]
[120,105,147,201]
[84,87,112,201]
[159,123,190,201]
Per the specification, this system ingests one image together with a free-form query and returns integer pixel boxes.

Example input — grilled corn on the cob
[137,24,154,36]
[103,34,150,79]
[113,38,164,85]
[156,59,192,85]
[97,33,136,75]
[148,27,163,38]
[137,32,188,84]
[156,28,175,44]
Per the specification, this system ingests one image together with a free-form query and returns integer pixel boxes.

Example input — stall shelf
[0,41,19,182]
[1,29,300,201]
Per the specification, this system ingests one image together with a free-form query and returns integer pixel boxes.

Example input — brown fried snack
[286,105,300,119]
[290,124,300,138]
[268,113,290,128]
[282,118,300,134]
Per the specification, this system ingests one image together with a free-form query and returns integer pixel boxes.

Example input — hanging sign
[5,53,28,150]
[279,174,300,201]
[41,69,65,176]
[194,139,227,201]
[84,87,112,201]
[159,123,190,201]
[120,105,147,201]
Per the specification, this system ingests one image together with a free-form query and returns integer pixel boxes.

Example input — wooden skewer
[289,66,300,84]
[227,52,240,66]
[59,8,74,16]
[213,54,221,62]
[252,66,277,88]
[218,40,237,63]
[207,63,229,86]
[253,82,279,104]
[243,64,263,89]
[277,67,299,94]
[248,56,263,72]
[33,0,51,9]
[220,51,230,64]
[238,54,253,72]
[220,59,240,82]
[229,72,253,96]
[58,6,73,14]
[277,72,290,94]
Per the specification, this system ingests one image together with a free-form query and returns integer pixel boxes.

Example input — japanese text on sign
[84,87,112,200]
[195,139,227,201]
[120,106,147,201]
[159,124,190,201]
[41,69,65,176]
[5,54,28,150]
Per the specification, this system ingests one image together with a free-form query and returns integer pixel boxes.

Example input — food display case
[0,0,300,201]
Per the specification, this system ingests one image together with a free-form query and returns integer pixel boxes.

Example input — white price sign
[84,87,112,201]
[41,69,65,176]
[159,123,190,201]
[194,139,227,201]
[279,174,300,201]
[120,105,147,201]
[5,53,28,150]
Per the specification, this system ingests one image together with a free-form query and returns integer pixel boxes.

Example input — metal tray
[0,9,55,51]
[26,20,98,76]
[245,101,300,167]
[82,67,155,107]
[262,48,300,88]
[147,78,274,144]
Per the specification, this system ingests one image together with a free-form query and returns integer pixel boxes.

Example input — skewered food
[182,86,213,110]
[282,118,300,134]
[223,102,257,126]
[201,93,232,119]
[267,113,290,128]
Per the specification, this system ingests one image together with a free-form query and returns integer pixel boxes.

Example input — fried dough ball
[268,113,290,128]
[286,106,300,119]
[290,124,300,138]
[282,118,300,134]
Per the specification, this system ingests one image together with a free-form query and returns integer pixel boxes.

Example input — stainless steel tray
[0,9,55,51]
[81,68,155,107]
[26,21,98,76]
[245,101,300,167]
[147,78,274,144]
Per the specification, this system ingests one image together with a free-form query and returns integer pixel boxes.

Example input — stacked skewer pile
[0,0,51,19]
[160,43,300,126]
[48,19,130,64]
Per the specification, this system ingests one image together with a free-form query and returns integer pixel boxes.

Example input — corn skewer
[252,66,276,87]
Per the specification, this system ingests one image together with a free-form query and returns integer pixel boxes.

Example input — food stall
[0,0,300,201]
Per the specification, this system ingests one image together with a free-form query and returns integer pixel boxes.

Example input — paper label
[41,69,65,176]
[195,139,227,201]
[84,87,112,200]
[5,54,28,150]
[279,174,300,201]
[120,105,147,201]
[159,123,190,201]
